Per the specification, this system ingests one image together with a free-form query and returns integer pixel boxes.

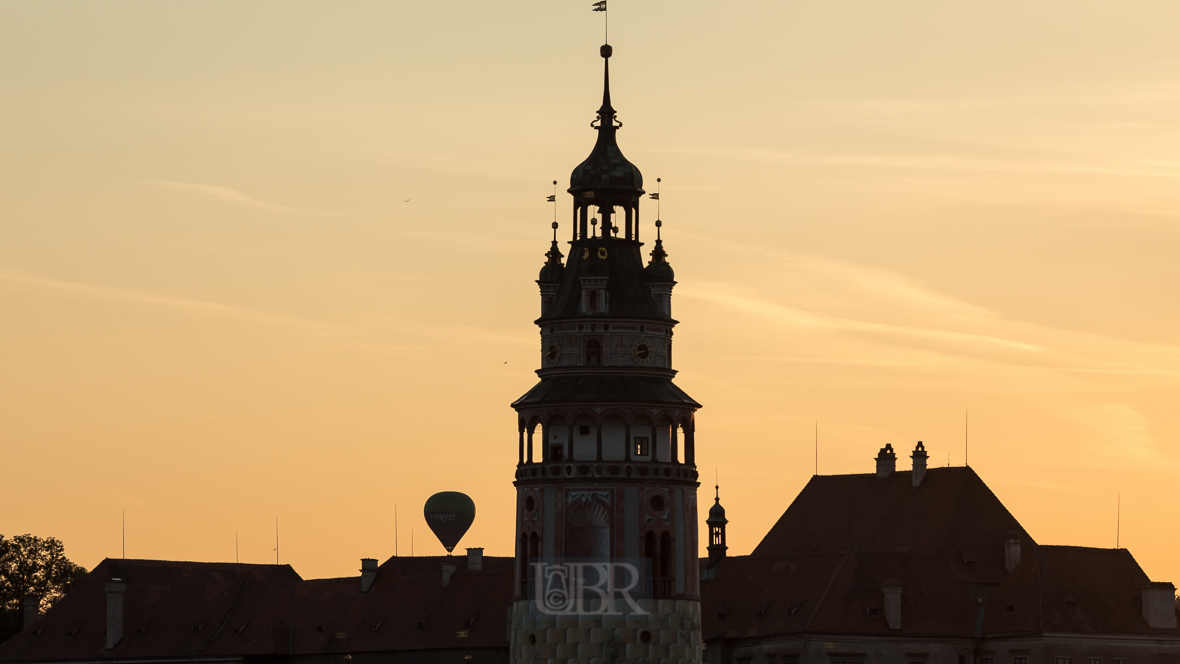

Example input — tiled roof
[703,467,1179,642]
[701,553,982,639]
[512,373,701,411]
[0,556,515,662]
[987,545,1178,637]
[752,468,1034,584]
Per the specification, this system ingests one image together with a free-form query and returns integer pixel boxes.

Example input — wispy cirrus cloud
[674,241,1180,385]
[149,180,299,212]
[0,269,364,337]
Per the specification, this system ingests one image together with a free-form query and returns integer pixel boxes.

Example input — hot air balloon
[424,491,476,553]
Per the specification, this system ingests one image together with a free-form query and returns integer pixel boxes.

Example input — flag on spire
[546,195,556,202]
[649,193,659,200]
[592,1,607,11]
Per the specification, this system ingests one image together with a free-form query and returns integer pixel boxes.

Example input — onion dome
[538,222,565,282]
[568,45,644,205]
[644,219,675,282]
[706,485,727,526]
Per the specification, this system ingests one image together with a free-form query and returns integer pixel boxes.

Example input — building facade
[506,43,705,664]
[698,445,1180,664]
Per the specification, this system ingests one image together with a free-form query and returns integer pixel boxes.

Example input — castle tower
[508,43,704,664]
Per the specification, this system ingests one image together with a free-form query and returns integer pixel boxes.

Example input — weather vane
[650,177,661,238]
[546,179,557,223]
[592,0,608,44]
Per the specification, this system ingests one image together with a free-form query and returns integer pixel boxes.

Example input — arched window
[526,419,541,464]
[586,338,601,366]
[572,415,596,461]
[659,531,674,596]
[643,531,657,595]
[601,415,626,461]
[546,420,568,462]
[587,290,599,311]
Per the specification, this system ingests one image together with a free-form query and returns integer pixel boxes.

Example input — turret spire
[599,44,614,119]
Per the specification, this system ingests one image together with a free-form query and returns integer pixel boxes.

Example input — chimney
[466,547,483,571]
[360,558,378,593]
[441,562,457,586]
[1142,582,1178,629]
[105,579,126,650]
[875,444,896,478]
[22,594,41,630]
[882,582,903,630]
[1004,531,1021,573]
[911,441,928,487]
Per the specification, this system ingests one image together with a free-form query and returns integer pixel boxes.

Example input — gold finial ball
[600,44,613,58]
[552,180,557,185]
[655,219,662,228]
[551,221,558,230]
[657,177,661,183]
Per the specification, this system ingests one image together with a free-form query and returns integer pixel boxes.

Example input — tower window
[550,445,564,461]
[587,290,599,311]
[579,425,590,435]
[635,436,649,456]
[586,339,601,365]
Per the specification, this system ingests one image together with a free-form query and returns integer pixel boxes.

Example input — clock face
[545,344,559,364]
[631,337,654,366]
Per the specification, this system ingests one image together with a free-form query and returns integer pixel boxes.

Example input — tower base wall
[509,598,703,664]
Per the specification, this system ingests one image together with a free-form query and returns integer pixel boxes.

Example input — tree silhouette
[0,534,88,643]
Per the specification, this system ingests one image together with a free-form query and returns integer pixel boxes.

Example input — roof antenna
[235,531,239,563]
[592,1,608,44]
[122,509,125,559]
[395,504,399,557]
[1116,493,1121,548]
[814,421,819,476]
[274,517,279,564]
[965,409,969,467]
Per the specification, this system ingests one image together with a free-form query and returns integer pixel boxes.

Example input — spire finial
[598,44,614,119]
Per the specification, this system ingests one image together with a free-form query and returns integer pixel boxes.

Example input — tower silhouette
[508,43,704,663]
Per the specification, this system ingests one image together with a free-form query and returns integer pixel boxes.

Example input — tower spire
[597,44,616,125]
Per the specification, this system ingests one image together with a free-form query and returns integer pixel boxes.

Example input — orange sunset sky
[2,2,1178,586]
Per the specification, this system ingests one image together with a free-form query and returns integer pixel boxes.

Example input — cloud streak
[0,269,365,337]
[675,244,1180,385]
[150,180,299,212]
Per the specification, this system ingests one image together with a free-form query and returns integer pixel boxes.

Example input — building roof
[512,372,700,411]
[537,240,671,323]
[752,467,1034,584]
[986,545,1178,637]
[0,556,515,662]
[702,467,1179,642]
[701,552,982,640]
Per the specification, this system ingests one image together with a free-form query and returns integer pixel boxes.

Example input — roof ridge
[1038,544,1124,552]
